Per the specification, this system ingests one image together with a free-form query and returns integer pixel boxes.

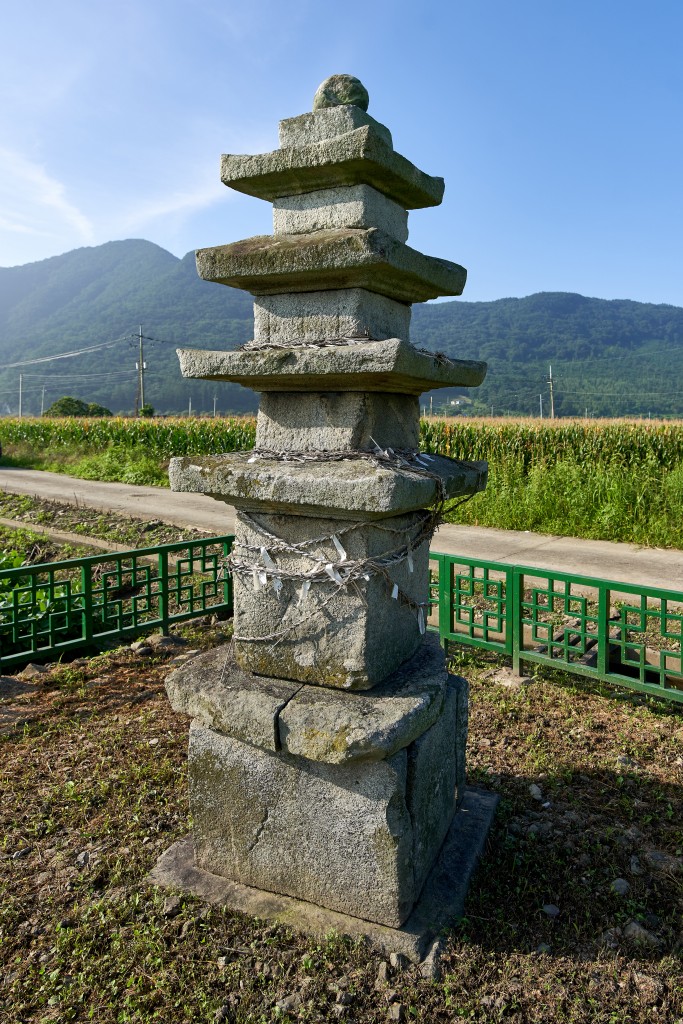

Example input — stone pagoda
[153,75,497,964]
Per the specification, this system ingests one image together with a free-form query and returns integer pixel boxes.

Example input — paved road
[2,466,683,592]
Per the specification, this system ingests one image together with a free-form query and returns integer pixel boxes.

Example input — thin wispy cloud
[121,181,226,230]
[0,148,94,244]
[0,216,44,237]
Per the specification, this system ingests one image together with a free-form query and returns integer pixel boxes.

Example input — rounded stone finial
[313,74,369,112]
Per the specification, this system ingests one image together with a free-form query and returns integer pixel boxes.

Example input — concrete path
[2,466,683,593]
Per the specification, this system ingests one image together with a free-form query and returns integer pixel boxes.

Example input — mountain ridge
[1,240,681,418]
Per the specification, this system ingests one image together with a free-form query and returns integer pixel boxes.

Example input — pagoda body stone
[157,75,497,953]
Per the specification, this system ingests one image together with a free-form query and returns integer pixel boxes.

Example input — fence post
[223,539,233,614]
[436,554,450,654]
[511,568,523,675]
[597,584,609,679]
[81,563,93,645]
[159,548,170,636]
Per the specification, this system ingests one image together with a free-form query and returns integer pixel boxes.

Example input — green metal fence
[430,552,683,704]
[0,536,233,670]
[3,533,682,705]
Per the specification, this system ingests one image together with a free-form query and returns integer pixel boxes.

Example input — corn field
[2,415,683,470]
[0,416,257,459]
[2,415,683,546]
[419,418,683,470]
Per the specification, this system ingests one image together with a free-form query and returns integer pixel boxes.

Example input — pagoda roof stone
[220,126,444,210]
[177,337,486,395]
[196,228,465,303]
[168,452,487,519]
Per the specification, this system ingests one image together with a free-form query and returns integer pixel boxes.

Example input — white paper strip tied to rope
[331,534,347,561]
[228,507,439,648]
[227,447,476,648]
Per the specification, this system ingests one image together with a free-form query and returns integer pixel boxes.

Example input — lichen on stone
[313,74,369,112]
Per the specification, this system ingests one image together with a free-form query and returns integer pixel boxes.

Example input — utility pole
[539,394,543,418]
[547,364,555,419]
[41,386,45,416]
[213,394,218,418]
[18,374,23,418]
[138,325,145,412]
[188,395,192,417]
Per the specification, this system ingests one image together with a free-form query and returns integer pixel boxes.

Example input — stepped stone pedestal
[151,74,498,966]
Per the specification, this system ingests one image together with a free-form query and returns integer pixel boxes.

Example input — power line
[20,370,136,380]
[0,335,129,370]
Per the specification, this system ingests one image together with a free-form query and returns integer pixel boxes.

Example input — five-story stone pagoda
[152,75,498,965]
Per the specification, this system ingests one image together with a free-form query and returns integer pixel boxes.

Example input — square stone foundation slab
[148,787,498,970]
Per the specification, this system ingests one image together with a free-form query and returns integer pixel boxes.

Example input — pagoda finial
[313,73,369,112]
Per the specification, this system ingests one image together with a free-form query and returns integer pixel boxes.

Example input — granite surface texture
[220,125,444,209]
[278,105,392,149]
[169,451,487,518]
[273,184,409,242]
[229,510,431,688]
[189,722,414,926]
[255,391,420,452]
[195,227,466,303]
[252,288,411,344]
[176,337,487,394]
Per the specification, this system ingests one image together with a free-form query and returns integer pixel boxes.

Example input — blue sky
[2,0,682,306]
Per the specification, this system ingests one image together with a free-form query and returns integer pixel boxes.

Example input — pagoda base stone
[255,391,419,454]
[189,723,415,926]
[163,635,470,928]
[253,286,411,343]
[148,787,499,970]
[231,510,430,689]
[166,637,454,766]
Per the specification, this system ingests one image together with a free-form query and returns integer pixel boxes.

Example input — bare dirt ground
[1,502,682,1022]
[1,617,682,1023]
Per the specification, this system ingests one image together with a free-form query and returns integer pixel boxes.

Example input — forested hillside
[0,241,253,416]
[413,291,683,418]
[2,240,682,417]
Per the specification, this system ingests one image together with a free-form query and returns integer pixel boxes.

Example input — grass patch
[0,524,100,564]
[0,492,213,550]
[67,444,169,487]
[1,441,167,487]
[2,636,682,1023]
[450,458,683,548]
